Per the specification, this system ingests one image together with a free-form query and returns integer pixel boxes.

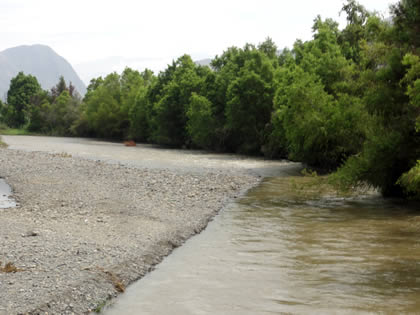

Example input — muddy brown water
[2,136,420,314]
[104,174,420,314]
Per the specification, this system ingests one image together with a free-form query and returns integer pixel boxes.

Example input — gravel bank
[0,148,259,314]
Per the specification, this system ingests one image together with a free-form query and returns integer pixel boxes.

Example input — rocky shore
[0,148,259,314]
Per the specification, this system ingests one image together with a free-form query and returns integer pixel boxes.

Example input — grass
[286,168,364,200]
[93,300,108,313]
[0,122,40,136]
[51,152,72,158]
[0,128,35,136]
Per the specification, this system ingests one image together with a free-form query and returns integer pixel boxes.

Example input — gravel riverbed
[0,147,260,314]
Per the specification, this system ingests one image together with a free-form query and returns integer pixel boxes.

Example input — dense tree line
[0,73,81,135]
[0,0,418,199]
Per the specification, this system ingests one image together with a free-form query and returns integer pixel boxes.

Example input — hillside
[0,45,86,99]
[195,58,212,67]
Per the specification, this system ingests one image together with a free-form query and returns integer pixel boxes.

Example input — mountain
[0,44,86,100]
[195,58,212,67]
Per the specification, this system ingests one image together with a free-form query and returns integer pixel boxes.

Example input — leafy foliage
[1,0,418,199]
[151,55,203,146]
[5,72,41,127]
[398,160,420,198]
[186,93,215,149]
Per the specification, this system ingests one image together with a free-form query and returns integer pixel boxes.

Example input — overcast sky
[0,0,396,84]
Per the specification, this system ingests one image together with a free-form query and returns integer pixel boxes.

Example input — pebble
[0,147,259,314]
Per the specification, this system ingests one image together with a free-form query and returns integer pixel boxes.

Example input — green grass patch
[0,128,35,135]
[93,300,107,313]
[286,168,368,200]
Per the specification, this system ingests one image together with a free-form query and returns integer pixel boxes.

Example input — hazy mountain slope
[195,58,212,67]
[0,53,18,99]
[0,44,86,99]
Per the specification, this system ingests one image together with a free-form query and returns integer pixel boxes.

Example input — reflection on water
[0,178,16,209]
[105,173,420,314]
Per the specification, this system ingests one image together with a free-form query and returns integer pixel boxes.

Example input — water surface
[105,174,420,314]
[0,178,16,209]
[3,136,419,314]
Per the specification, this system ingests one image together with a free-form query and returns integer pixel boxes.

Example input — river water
[104,171,420,314]
[0,178,16,209]
[2,136,420,314]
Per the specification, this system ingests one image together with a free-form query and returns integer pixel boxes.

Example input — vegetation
[0,0,418,199]
[0,128,36,136]
[3,72,41,128]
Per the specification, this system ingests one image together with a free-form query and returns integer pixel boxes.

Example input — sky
[0,0,396,84]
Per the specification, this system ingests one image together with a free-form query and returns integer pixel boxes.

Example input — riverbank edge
[98,178,261,314]
[0,147,262,314]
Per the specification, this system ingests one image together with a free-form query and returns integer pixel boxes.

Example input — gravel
[0,147,259,314]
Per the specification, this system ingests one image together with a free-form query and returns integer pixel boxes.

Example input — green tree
[81,68,146,139]
[296,17,352,95]
[50,76,68,101]
[333,1,420,197]
[339,0,370,62]
[129,86,150,141]
[186,93,215,149]
[50,91,79,134]
[5,72,41,127]
[0,99,5,123]
[391,0,420,49]
[84,73,125,138]
[26,90,50,132]
[258,37,278,60]
[273,66,337,166]
[270,16,366,168]
[210,44,279,153]
[225,49,276,154]
[120,68,145,135]
[398,161,420,198]
[129,69,156,141]
[151,55,203,146]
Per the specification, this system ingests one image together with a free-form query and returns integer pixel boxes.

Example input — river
[104,169,420,314]
[2,136,420,314]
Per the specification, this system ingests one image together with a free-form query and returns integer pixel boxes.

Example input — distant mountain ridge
[0,44,86,100]
[195,58,212,67]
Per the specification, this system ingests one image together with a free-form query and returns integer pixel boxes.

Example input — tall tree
[5,72,41,127]
[339,0,370,62]
[334,0,420,197]
[225,49,276,154]
[391,0,420,50]
[186,93,215,149]
[151,55,203,146]
[258,37,278,60]
[128,69,156,142]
